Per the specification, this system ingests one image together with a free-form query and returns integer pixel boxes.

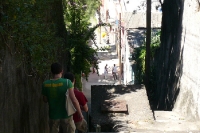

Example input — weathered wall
[173,0,200,120]
[154,0,184,111]
[154,0,200,120]
[0,47,49,133]
[0,0,70,132]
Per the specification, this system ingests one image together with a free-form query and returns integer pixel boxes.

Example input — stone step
[154,111,185,122]
[89,129,198,133]
[88,111,200,132]
[152,111,200,132]
[88,130,199,133]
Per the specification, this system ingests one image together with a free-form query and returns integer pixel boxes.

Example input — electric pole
[146,0,151,94]
[119,13,122,84]
[98,7,101,44]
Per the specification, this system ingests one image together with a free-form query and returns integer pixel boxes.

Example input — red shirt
[73,88,88,123]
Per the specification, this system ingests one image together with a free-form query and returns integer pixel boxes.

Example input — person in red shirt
[64,72,88,133]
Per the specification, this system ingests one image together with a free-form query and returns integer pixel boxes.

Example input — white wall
[173,0,200,120]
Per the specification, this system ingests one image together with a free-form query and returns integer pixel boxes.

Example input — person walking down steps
[42,62,83,133]
[64,72,88,133]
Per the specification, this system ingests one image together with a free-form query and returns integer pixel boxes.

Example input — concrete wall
[173,0,200,120]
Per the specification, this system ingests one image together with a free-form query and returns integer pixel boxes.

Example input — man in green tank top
[42,62,83,133]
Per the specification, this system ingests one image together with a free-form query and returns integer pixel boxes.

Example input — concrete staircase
[84,42,200,133]
[88,83,200,132]
[89,111,200,133]
[150,111,200,132]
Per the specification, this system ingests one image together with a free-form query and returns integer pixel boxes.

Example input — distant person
[112,64,118,80]
[42,62,83,133]
[91,56,98,74]
[64,72,88,133]
[104,64,108,79]
[92,63,95,73]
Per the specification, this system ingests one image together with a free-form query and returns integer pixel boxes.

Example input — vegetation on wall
[0,0,109,91]
[134,30,161,109]
[134,30,161,84]
[0,0,106,82]
[0,0,64,77]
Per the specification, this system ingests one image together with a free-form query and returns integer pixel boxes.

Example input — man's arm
[81,104,88,112]
[75,90,88,112]
[69,88,83,118]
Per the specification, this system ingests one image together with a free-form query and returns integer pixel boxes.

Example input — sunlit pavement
[82,42,120,113]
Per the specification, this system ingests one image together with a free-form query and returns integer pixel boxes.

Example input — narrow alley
[82,42,200,132]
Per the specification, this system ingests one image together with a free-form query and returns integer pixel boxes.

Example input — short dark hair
[64,72,75,82]
[51,63,62,75]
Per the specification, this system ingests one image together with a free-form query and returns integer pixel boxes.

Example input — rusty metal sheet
[101,100,128,113]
